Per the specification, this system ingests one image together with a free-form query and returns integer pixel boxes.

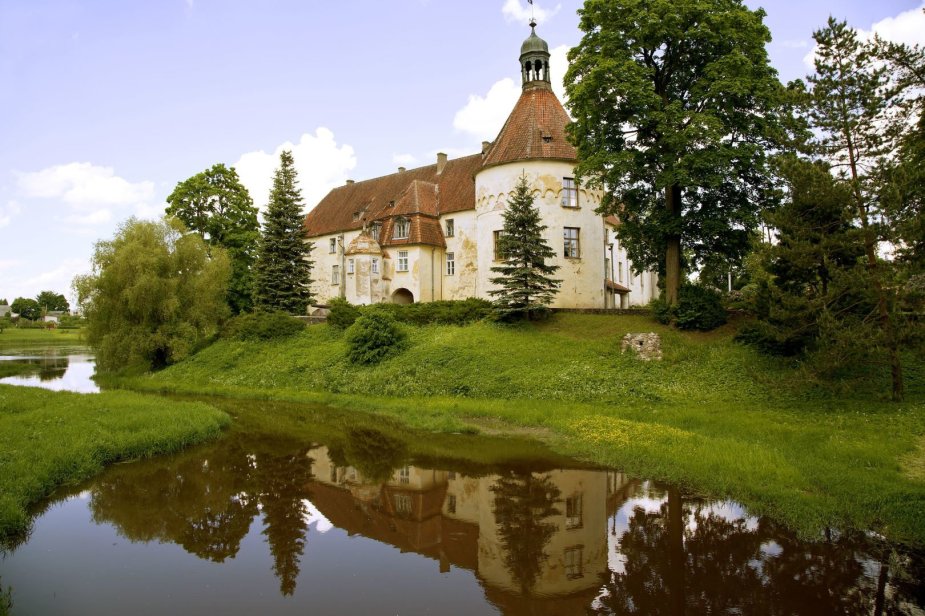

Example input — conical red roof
[482,84,576,168]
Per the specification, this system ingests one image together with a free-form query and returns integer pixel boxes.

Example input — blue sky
[1,0,923,305]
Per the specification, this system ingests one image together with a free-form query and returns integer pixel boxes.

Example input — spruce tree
[253,151,314,314]
[489,174,560,320]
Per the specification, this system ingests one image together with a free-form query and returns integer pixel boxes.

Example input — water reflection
[3,425,917,615]
[0,352,98,392]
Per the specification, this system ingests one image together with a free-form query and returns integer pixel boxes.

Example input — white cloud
[453,77,521,139]
[2,258,90,306]
[0,259,21,272]
[392,153,418,168]
[60,209,112,226]
[804,3,925,69]
[233,127,357,213]
[778,39,808,49]
[549,43,569,104]
[0,200,22,228]
[16,162,155,211]
[501,0,561,24]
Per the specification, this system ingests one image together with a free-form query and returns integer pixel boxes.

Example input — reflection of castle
[309,446,635,612]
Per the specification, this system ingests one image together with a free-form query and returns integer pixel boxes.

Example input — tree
[565,0,782,305]
[805,18,914,400]
[252,151,314,314]
[166,164,259,314]
[11,297,40,321]
[35,290,69,313]
[73,217,230,373]
[488,174,560,319]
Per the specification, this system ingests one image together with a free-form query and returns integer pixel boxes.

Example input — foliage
[222,311,305,341]
[649,297,673,325]
[489,174,560,320]
[565,0,782,305]
[343,312,407,365]
[0,384,228,542]
[0,578,8,616]
[35,290,69,313]
[10,297,40,321]
[649,286,727,331]
[166,164,260,313]
[362,298,492,326]
[73,217,230,374]
[253,150,314,314]
[341,428,408,483]
[327,297,361,329]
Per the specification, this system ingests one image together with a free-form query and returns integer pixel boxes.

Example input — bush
[327,297,361,329]
[223,311,305,341]
[362,298,492,326]
[735,320,809,356]
[344,312,407,365]
[649,286,727,331]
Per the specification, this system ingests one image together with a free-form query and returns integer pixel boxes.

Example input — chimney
[346,179,355,185]
[436,152,448,175]
[481,141,491,154]
[398,166,406,173]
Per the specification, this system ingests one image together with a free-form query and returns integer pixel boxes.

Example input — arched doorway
[391,288,414,304]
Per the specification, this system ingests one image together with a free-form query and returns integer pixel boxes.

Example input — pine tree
[253,150,314,314]
[489,174,561,320]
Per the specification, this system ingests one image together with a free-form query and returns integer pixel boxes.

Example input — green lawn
[0,385,229,543]
[0,327,85,351]
[118,312,925,544]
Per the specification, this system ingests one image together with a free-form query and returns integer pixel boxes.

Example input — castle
[304,23,657,309]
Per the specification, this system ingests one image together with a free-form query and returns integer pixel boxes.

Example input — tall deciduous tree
[35,290,69,313]
[166,164,259,314]
[805,18,912,400]
[252,151,314,314]
[74,217,230,373]
[565,0,782,305]
[489,174,561,320]
[11,297,40,321]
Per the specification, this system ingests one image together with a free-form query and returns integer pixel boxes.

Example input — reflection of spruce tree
[88,437,258,562]
[490,470,561,596]
[255,447,314,596]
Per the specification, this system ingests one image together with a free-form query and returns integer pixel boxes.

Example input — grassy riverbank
[0,327,84,349]
[0,385,229,542]
[120,313,925,543]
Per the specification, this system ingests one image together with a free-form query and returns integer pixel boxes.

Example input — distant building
[43,310,66,324]
[304,22,657,310]
[0,305,10,318]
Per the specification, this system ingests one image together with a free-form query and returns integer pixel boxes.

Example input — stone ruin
[621,333,662,361]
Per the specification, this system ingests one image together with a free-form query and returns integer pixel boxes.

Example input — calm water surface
[1,351,923,615]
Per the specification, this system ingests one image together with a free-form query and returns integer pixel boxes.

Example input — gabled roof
[304,154,483,238]
[482,83,577,168]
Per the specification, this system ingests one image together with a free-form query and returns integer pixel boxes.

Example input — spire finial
[529,18,537,30]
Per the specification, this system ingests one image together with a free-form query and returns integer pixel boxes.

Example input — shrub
[344,312,407,365]
[361,298,492,326]
[735,320,809,356]
[223,311,305,341]
[649,297,673,324]
[674,285,727,331]
[327,297,361,329]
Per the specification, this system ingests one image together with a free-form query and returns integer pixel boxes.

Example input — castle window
[445,218,455,237]
[394,217,410,239]
[331,265,340,285]
[397,250,409,272]
[394,493,412,514]
[371,221,382,238]
[372,258,379,274]
[347,259,354,275]
[446,252,455,276]
[352,211,360,222]
[565,494,583,530]
[564,546,584,579]
[399,466,411,484]
[447,494,457,514]
[493,230,505,261]
[618,262,623,283]
[564,227,580,258]
[561,177,579,208]
[329,238,337,253]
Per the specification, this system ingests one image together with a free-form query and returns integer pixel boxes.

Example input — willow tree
[565,0,781,305]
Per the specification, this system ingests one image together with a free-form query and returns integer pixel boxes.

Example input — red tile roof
[304,154,483,238]
[482,83,577,168]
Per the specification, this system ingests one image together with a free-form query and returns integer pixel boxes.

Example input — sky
[1,0,923,305]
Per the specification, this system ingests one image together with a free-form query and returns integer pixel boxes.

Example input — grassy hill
[123,312,925,543]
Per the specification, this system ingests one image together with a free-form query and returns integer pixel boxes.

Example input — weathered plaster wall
[439,210,479,300]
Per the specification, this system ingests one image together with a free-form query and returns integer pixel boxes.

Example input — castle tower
[474,22,607,309]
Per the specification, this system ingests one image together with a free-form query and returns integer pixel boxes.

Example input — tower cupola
[519,20,551,88]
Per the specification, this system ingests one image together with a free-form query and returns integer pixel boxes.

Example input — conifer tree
[253,151,314,314]
[489,174,560,320]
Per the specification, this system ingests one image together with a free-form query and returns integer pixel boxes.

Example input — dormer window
[370,221,382,238]
[394,217,410,240]
[352,211,361,222]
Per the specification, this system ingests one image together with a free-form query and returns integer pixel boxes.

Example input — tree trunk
[665,184,683,305]
[667,487,686,616]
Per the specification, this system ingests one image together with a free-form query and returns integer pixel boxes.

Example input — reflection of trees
[37,356,68,381]
[593,491,925,615]
[490,470,561,596]
[341,428,407,483]
[88,433,315,595]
